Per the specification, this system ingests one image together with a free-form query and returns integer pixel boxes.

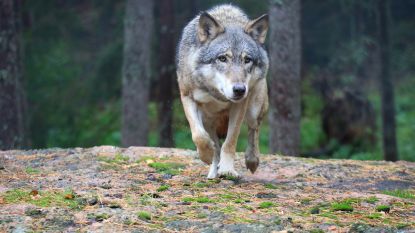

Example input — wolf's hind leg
[245,79,268,173]
[245,127,260,173]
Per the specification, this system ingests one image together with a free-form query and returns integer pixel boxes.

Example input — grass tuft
[264,183,278,189]
[1,189,84,210]
[365,196,379,204]
[148,162,185,175]
[137,211,152,221]
[259,201,274,209]
[98,153,129,164]
[156,185,169,192]
[25,167,41,175]
[195,197,212,203]
[376,205,391,212]
[331,202,353,212]
[382,189,415,200]
[367,213,382,219]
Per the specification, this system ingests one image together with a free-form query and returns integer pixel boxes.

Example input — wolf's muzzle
[233,83,246,98]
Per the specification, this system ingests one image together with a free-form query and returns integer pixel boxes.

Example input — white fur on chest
[193,89,230,113]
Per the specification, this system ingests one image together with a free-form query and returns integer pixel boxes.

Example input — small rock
[146,173,158,181]
[87,197,98,205]
[218,180,234,188]
[100,183,112,189]
[255,192,277,198]
[25,208,45,218]
[108,203,122,209]
[162,173,173,179]
[177,202,191,205]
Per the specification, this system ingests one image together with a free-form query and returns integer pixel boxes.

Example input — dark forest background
[1,0,414,162]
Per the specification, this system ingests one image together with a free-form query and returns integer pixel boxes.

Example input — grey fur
[176,4,269,178]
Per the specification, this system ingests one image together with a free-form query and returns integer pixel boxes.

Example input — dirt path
[1,146,414,232]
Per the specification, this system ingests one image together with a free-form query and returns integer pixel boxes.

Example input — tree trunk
[157,0,175,147]
[0,0,26,150]
[268,0,302,156]
[121,0,154,147]
[377,0,398,161]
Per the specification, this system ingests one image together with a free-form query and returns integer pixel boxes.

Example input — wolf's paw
[217,161,239,178]
[245,155,259,174]
[207,162,219,179]
[218,168,239,178]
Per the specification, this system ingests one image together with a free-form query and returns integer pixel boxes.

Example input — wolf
[176,4,269,178]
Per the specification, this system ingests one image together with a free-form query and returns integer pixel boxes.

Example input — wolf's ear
[198,12,224,43]
[245,14,269,44]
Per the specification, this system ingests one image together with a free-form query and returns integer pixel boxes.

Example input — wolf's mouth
[230,95,246,102]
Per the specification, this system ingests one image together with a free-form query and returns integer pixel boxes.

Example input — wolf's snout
[232,84,246,98]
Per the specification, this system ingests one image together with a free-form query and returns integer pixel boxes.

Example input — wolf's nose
[233,84,246,97]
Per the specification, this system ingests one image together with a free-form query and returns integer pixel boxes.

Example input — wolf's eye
[218,55,227,63]
[244,56,252,64]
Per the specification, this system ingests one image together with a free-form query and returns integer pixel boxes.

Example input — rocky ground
[0,146,414,233]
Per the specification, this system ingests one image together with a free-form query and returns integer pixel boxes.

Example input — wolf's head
[194,11,269,102]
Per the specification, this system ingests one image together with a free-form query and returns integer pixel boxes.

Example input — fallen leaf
[30,190,39,196]
[64,194,74,199]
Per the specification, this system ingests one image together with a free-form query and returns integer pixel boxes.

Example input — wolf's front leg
[218,100,248,177]
[181,95,215,164]
[206,125,221,179]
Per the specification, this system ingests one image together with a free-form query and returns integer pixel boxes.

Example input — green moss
[219,193,236,200]
[376,205,391,212]
[396,223,410,229]
[25,167,41,175]
[259,201,274,209]
[1,189,84,210]
[264,183,278,189]
[156,185,169,192]
[220,174,239,181]
[331,202,353,212]
[196,213,207,219]
[98,153,129,164]
[301,198,313,205]
[234,198,247,204]
[310,206,320,214]
[365,196,379,204]
[195,197,212,203]
[382,189,415,200]
[87,213,110,222]
[208,179,221,184]
[242,205,254,210]
[233,216,256,223]
[319,212,338,219]
[181,196,213,203]
[309,229,324,233]
[342,197,361,204]
[95,213,110,221]
[182,197,194,203]
[366,213,382,219]
[137,211,152,221]
[193,182,209,188]
[221,205,237,213]
[148,162,185,175]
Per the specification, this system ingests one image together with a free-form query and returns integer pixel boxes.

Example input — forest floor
[0,146,414,233]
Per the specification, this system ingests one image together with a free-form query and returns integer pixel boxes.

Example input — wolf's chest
[193,89,230,114]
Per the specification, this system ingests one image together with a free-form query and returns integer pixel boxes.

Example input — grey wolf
[176,4,269,178]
